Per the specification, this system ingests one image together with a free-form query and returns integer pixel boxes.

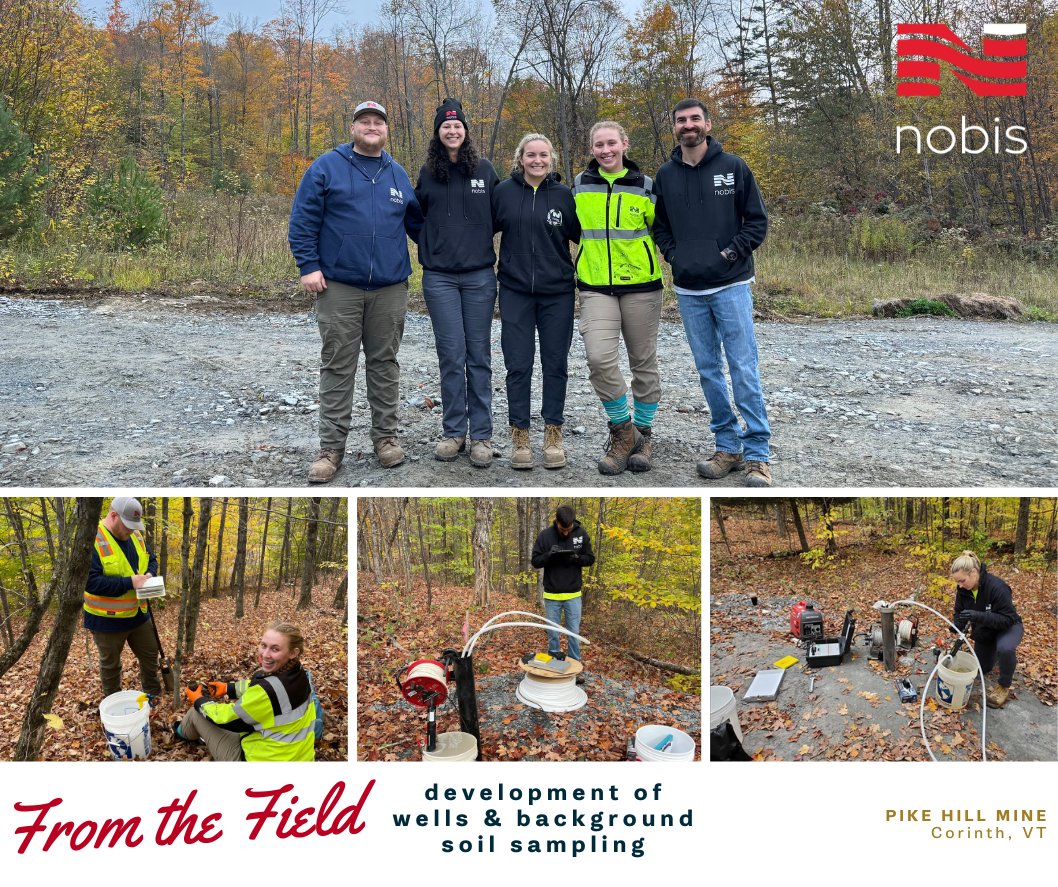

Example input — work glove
[958,609,983,624]
[184,683,207,705]
[548,544,565,560]
[206,681,230,699]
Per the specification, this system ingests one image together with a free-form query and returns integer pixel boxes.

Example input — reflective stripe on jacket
[196,663,316,762]
[572,158,662,295]
[83,524,149,618]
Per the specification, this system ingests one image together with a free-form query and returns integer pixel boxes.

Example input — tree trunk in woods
[297,497,321,610]
[174,497,194,697]
[254,497,272,608]
[1015,497,1031,556]
[160,498,169,580]
[790,500,809,552]
[713,501,733,556]
[211,497,228,596]
[415,503,433,611]
[473,498,493,607]
[39,497,56,563]
[53,497,68,546]
[183,497,213,655]
[232,497,249,618]
[277,498,293,590]
[14,497,102,761]
[333,573,348,610]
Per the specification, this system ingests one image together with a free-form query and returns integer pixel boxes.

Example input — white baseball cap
[110,496,146,531]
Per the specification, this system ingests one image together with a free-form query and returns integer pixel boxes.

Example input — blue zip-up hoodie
[289,145,424,290]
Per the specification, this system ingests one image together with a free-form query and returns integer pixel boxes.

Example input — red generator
[790,601,824,640]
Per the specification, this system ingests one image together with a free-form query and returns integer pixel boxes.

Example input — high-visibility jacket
[572,158,662,296]
[195,663,317,762]
[83,523,149,619]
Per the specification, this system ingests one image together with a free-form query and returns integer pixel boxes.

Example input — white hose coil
[516,673,588,712]
[462,611,589,658]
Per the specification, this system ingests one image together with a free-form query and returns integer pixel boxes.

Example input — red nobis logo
[896,23,1027,97]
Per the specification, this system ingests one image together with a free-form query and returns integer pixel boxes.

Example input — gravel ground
[1,294,1055,488]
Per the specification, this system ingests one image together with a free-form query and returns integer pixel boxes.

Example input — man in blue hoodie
[653,99,772,487]
[289,100,424,482]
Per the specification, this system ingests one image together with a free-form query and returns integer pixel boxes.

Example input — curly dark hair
[425,132,481,182]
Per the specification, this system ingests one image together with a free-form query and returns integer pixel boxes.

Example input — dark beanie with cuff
[434,98,467,134]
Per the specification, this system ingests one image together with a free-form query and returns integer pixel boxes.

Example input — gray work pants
[91,619,161,697]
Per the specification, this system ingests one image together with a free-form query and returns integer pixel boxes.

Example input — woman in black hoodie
[950,550,1023,709]
[415,99,501,468]
[493,133,581,470]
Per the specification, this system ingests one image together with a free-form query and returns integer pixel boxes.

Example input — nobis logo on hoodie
[547,209,563,227]
[470,178,486,193]
[389,187,404,204]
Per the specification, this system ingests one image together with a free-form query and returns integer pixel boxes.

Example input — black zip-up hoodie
[952,563,1021,635]
[653,137,768,290]
[493,170,581,297]
[414,157,499,272]
[531,520,596,594]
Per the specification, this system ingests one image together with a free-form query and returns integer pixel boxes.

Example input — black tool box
[806,610,856,667]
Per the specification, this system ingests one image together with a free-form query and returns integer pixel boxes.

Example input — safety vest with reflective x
[572,157,662,296]
[196,664,317,762]
[83,523,149,618]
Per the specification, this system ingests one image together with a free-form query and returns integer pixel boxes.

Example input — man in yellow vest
[84,496,161,700]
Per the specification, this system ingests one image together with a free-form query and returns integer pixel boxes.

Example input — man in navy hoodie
[653,99,772,487]
[289,100,423,482]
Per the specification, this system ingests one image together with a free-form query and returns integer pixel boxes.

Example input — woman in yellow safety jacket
[572,121,664,475]
[174,622,316,761]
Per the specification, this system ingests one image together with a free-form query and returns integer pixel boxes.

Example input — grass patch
[894,298,958,318]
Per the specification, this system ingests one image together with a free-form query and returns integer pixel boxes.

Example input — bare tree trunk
[790,500,809,553]
[415,501,433,611]
[211,497,228,596]
[712,501,733,557]
[255,497,272,608]
[14,498,102,761]
[298,498,321,610]
[473,498,493,607]
[39,497,56,564]
[160,498,169,580]
[277,498,293,590]
[174,497,194,697]
[183,498,213,655]
[1015,497,1031,556]
[232,498,249,618]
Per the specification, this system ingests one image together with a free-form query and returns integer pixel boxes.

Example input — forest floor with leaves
[710,516,1057,762]
[357,575,701,761]
[2,294,1056,487]
[0,585,348,761]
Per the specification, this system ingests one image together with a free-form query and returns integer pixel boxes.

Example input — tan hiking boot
[469,439,493,468]
[745,461,773,487]
[434,436,466,462]
[696,451,744,479]
[986,684,1010,709]
[308,448,343,483]
[543,423,566,469]
[510,426,533,469]
[626,426,652,473]
[598,419,643,475]
[374,436,406,468]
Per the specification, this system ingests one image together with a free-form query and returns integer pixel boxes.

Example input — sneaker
[434,436,466,462]
[543,423,566,469]
[744,461,773,487]
[696,451,744,479]
[986,684,1010,709]
[374,436,406,468]
[627,426,652,472]
[469,439,493,468]
[308,448,343,483]
[510,426,533,469]
[598,419,643,475]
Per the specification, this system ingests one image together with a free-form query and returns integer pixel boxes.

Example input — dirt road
[2,294,1055,488]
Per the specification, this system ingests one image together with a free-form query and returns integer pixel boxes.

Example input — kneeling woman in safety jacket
[572,121,664,475]
[950,550,1023,710]
[175,622,316,761]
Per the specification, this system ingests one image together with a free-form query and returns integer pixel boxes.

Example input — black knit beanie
[433,98,468,134]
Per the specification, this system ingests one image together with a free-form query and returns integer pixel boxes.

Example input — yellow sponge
[773,656,799,669]
[533,653,553,663]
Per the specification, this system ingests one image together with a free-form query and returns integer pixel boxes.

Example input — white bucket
[634,725,696,761]
[422,731,478,762]
[709,685,743,742]
[99,690,152,760]
[935,650,978,711]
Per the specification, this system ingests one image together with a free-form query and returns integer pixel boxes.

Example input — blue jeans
[544,596,582,661]
[677,282,771,462]
[499,285,574,428]
[423,268,498,440]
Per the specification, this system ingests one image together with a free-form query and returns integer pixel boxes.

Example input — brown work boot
[543,423,566,469]
[598,419,643,476]
[986,684,1010,709]
[744,461,773,487]
[626,426,652,473]
[374,436,406,468]
[510,426,533,469]
[696,451,744,479]
[469,439,493,468]
[308,448,343,483]
[434,436,466,462]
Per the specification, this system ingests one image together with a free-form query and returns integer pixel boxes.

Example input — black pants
[974,621,1024,688]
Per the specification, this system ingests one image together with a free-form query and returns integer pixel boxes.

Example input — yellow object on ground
[533,653,553,663]
[773,656,799,669]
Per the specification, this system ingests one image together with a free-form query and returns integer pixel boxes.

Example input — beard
[679,128,707,147]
